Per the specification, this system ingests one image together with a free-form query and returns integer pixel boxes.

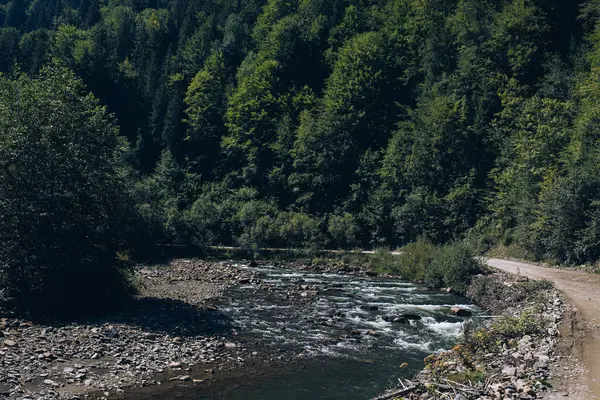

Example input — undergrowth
[369,240,486,295]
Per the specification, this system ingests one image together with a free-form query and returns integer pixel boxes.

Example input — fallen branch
[430,381,480,395]
[370,385,418,400]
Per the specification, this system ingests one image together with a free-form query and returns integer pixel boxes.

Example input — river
[125,263,480,399]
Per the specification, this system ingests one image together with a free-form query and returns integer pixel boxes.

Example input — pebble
[377,274,567,400]
[0,260,259,399]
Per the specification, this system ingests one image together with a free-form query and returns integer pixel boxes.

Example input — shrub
[368,240,484,294]
[182,195,221,248]
[428,242,485,294]
[233,199,278,250]
[0,65,133,316]
[375,239,436,280]
[492,311,548,338]
[274,212,323,249]
[327,213,359,249]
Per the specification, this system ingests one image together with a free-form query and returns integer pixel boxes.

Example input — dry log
[370,385,418,400]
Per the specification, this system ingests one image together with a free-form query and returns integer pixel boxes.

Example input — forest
[1,0,600,311]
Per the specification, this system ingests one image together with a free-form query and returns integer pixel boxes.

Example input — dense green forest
[2,0,600,312]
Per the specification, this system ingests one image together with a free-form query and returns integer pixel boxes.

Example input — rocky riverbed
[0,260,259,399]
[374,273,568,400]
[130,261,482,400]
[1,259,567,400]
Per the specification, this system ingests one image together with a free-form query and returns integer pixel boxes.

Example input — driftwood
[438,379,481,395]
[371,378,485,400]
[370,385,418,400]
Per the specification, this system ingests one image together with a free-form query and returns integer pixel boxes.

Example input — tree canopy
[0,0,599,265]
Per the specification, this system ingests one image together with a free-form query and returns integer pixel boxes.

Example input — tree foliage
[0,64,131,315]
[1,0,599,265]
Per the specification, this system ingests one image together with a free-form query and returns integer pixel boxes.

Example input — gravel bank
[0,260,259,400]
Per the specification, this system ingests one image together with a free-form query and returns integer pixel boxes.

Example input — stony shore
[1,258,571,400]
[0,258,397,400]
[0,260,260,400]
[373,272,569,400]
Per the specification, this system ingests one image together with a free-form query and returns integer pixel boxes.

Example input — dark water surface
[127,263,480,399]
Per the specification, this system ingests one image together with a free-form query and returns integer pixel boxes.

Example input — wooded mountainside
[2,0,600,264]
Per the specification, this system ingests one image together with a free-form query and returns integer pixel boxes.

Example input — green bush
[328,213,359,249]
[492,311,548,338]
[183,195,221,248]
[371,239,435,281]
[232,198,278,250]
[368,240,484,295]
[0,65,133,316]
[427,242,485,295]
[274,212,323,249]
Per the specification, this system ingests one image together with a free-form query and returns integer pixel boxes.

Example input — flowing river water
[126,263,481,399]
[218,263,480,400]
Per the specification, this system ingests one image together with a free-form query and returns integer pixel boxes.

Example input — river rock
[105,326,119,338]
[401,313,421,321]
[450,307,472,317]
[536,354,550,362]
[382,315,408,323]
[3,339,16,347]
[360,305,379,311]
[502,366,517,376]
[534,360,548,370]
[519,335,532,345]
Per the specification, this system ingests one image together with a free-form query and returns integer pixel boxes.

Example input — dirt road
[487,258,600,399]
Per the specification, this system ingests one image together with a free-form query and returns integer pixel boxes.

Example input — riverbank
[489,258,600,399]
[374,271,568,400]
[1,257,573,400]
[0,260,260,399]
[0,258,479,399]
